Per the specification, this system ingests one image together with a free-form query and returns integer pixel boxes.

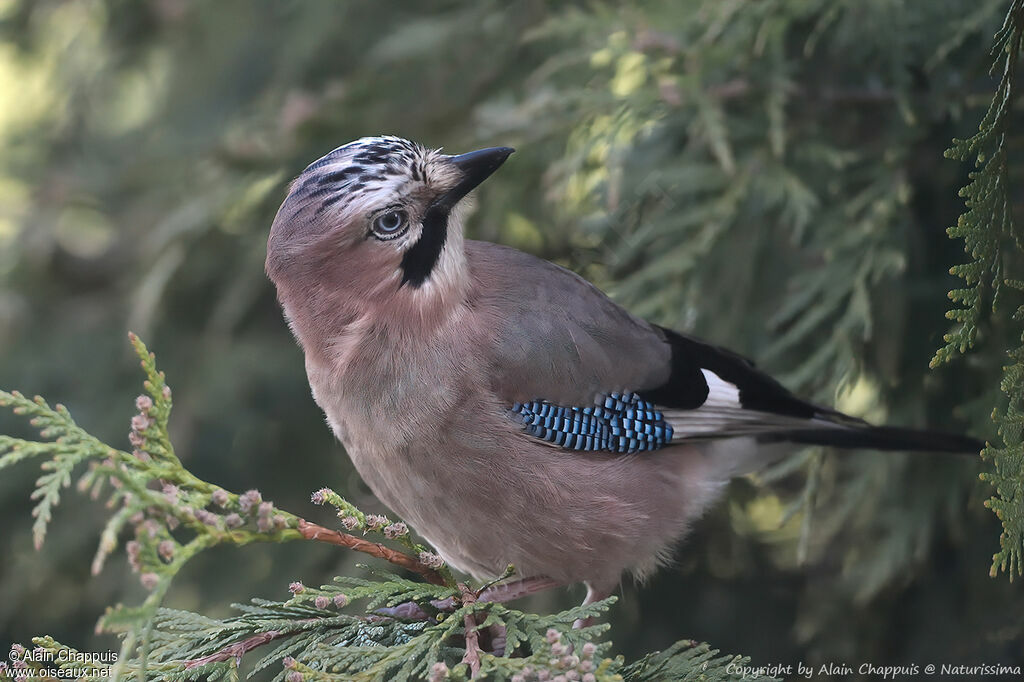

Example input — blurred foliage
[1,0,1023,677]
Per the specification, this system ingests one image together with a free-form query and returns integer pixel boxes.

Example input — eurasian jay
[265,136,981,607]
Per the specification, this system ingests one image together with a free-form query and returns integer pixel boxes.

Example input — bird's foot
[375,575,559,624]
[476,575,561,603]
[572,584,610,629]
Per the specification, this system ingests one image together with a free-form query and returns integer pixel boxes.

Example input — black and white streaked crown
[286,136,442,219]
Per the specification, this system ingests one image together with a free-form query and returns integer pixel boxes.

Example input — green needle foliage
[932,0,1024,580]
[0,335,772,681]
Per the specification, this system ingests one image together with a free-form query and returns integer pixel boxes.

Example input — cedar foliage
[930,0,1024,581]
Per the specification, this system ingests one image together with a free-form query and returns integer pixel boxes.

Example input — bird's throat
[400,204,449,288]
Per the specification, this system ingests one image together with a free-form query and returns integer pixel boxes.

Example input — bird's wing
[468,241,980,455]
[467,241,857,453]
[640,325,866,444]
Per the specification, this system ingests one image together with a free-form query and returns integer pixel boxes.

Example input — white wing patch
[701,369,741,407]
[664,369,841,441]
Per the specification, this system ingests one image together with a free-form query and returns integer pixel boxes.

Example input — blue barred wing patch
[511,392,674,453]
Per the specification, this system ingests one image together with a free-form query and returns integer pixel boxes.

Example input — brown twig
[459,584,482,678]
[184,630,284,668]
[297,519,446,585]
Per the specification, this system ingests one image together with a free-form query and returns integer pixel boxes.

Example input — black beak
[435,146,514,209]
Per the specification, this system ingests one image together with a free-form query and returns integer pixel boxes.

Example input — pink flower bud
[239,489,262,515]
[365,514,388,530]
[140,572,160,590]
[428,662,449,682]
[162,484,179,505]
[131,414,151,433]
[418,551,445,569]
[383,522,408,539]
[195,509,220,526]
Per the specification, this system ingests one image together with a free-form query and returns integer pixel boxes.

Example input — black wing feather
[639,326,830,420]
[638,326,981,455]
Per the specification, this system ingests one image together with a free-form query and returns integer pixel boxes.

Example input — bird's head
[266,136,512,310]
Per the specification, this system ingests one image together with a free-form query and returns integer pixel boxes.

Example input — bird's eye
[371,210,408,240]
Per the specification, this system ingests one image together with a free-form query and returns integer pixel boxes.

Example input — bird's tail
[768,424,983,456]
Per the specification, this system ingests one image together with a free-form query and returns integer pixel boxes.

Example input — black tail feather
[767,425,984,456]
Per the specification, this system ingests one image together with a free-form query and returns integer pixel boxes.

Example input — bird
[265,135,982,610]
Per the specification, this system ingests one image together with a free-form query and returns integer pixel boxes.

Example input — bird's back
[464,240,673,407]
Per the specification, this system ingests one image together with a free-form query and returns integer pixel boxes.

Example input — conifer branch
[297,519,447,585]
[460,586,484,678]
[182,629,286,668]
[933,1,1024,365]
[933,0,1024,580]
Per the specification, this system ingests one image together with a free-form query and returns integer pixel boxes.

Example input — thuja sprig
[931,0,1024,582]
[311,486,456,586]
[2,577,617,681]
[0,334,451,670]
[168,581,615,681]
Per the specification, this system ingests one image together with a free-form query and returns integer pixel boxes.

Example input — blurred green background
[1,0,1022,674]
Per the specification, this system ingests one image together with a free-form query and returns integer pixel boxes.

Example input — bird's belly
[335,414,730,589]
[332,429,512,578]
[309,354,731,589]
